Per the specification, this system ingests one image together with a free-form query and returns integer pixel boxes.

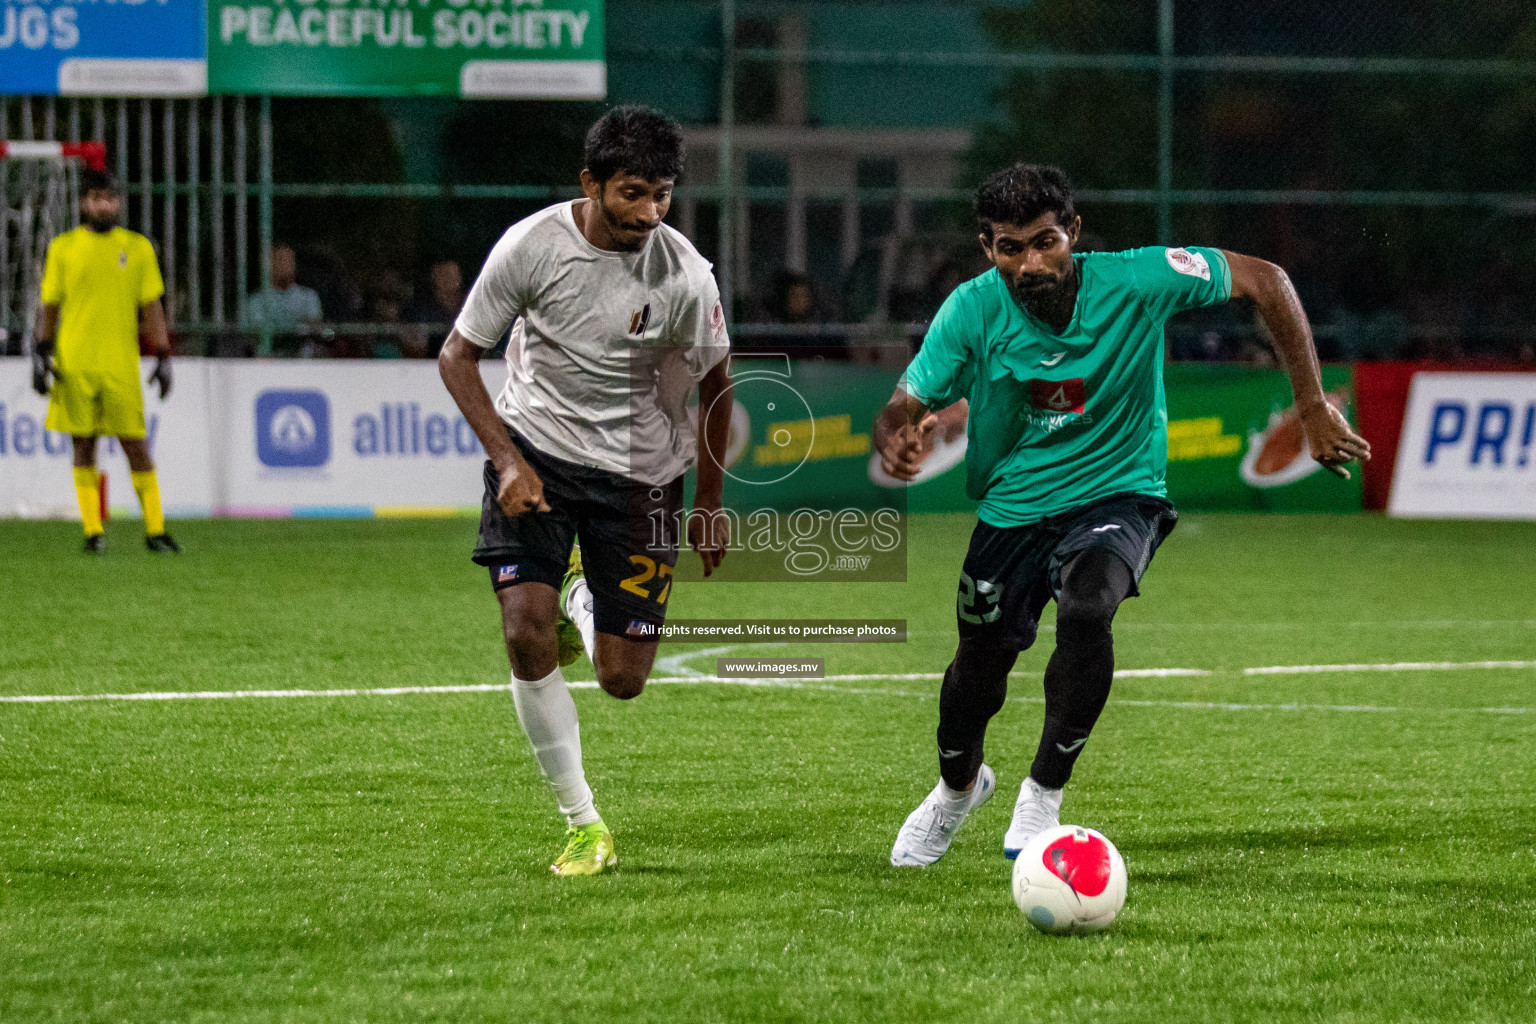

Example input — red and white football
[1011,825,1128,935]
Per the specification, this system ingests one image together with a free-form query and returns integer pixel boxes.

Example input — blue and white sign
[0,359,504,519]
[1,0,207,97]
[219,360,501,514]
[1389,371,1536,521]
[256,389,331,469]
[0,357,217,518]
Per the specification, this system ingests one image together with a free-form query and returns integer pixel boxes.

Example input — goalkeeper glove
[148,354,173,401]
[31,343,55,397]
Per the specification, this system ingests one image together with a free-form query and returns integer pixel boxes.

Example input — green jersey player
[878,164,1369,867]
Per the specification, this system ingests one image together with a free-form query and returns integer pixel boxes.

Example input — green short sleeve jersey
[900,245,1231,526]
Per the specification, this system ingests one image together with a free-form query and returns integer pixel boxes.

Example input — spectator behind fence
[775,270,818,326]
[403,260,466,358]
[756,268,847,359]
[366,268,412,359]
[243,244,322,354]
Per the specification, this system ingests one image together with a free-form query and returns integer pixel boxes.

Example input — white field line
[0,669,1194,704]
[1116,619,1536,631]
[906,620,1536,638]
[0,683,513,703]
[1,660,1530,714]
[1245,660,1536,675]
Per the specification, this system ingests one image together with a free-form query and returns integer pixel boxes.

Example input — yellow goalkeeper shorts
[45,368,146,440]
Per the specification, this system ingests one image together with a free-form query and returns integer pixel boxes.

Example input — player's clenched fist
[495,454,551,516]
[879,412,938,481]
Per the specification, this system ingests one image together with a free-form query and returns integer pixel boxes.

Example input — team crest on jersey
[629,304,652,336]
[1165,247,1211,281]
[1029,378,1087,414]
[495,564,519,584]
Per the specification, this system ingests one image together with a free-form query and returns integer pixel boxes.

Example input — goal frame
[1,141,108,356]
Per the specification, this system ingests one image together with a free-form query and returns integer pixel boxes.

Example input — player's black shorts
[473,428,684,640]
[956,491,1178,652]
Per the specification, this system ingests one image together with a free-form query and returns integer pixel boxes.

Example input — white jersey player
[439,106,733,877]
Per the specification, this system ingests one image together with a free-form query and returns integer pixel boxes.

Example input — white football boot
[890,764,996,867]
[1003,776,1064,859]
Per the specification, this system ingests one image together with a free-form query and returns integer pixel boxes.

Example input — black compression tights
[936,550,1134,792]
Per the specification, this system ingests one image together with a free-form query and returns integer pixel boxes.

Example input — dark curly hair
[974,163,1076,241]
[584,105,686,185]
[81,168,121,196]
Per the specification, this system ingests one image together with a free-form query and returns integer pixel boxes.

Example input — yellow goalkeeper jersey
[40,226,165,382]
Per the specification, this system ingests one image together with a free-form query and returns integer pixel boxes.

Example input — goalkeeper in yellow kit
[32,168,181,555]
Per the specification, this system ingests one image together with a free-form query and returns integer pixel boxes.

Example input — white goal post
[0,140,107,356]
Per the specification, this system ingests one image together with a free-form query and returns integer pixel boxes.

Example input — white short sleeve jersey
[455,200,730,485]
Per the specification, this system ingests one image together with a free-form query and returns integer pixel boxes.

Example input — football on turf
[1011,825,1127,935]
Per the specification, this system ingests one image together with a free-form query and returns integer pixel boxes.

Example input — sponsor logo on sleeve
[1165,247,1211,281]
[255,389,331,469]
[710,301,727,343]
[625,619,659,639]
[495,564,519,584]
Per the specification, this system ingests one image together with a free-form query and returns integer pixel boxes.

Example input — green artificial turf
[1,514,1533,1023]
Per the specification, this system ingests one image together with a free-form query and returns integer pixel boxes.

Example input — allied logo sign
[255,389,331,468]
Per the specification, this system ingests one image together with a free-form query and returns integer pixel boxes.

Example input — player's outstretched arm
[690,357,732,577]
[438,329,549,516]
[873,388,938,482]
[1223,251,1371,479]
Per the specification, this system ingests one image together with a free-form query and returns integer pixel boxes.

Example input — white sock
[563,576,599,667]
[937,779,972,809]
[510,667,601,827]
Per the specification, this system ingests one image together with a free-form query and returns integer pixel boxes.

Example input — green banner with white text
[208,0,604,97]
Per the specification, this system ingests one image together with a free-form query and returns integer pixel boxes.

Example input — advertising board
[0,357,216,517]
[0,0,206,96]
[0,358,1372,521]
[217,359,505,513]
[1388,371,1536,521]
[0,358,504,518]
[207,0,604,97]
[1162,363,1362,512]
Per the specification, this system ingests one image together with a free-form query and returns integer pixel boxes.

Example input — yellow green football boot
[550,821,616,876]
[555,546,585,668]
